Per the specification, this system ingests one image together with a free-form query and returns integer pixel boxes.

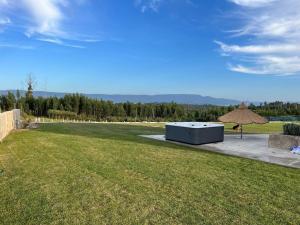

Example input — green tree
[25,74,34,99]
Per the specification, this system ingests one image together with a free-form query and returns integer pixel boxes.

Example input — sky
[0,0,300,102]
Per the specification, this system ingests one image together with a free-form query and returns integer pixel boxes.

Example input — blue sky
[0,0,300,102]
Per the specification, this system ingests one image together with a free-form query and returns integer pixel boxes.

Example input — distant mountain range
[0,90,241,106]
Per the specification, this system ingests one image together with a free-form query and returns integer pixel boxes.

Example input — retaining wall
[268,134,300,149]
[0,109,21,141]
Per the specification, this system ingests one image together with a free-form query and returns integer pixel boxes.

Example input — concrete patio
[141,134,300,168]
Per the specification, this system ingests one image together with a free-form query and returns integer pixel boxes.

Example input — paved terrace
[141,134,300,169]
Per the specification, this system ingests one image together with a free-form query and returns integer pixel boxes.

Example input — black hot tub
[165,122,224,145]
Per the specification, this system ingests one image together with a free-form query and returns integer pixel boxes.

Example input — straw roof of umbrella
[218,103,268,125]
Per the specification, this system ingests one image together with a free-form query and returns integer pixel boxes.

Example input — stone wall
[268,134,300,149]
[0,109,21,142]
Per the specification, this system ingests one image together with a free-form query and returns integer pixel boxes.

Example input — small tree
[25,74,35,99]
[7,91,16,110]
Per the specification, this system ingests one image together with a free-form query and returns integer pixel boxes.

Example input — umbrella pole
[240,124,243,139]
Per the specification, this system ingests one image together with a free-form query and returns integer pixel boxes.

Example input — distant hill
[0,90,240,106]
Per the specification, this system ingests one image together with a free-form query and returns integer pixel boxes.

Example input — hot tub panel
[165,122,224,145]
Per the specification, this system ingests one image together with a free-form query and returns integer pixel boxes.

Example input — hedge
[283,123,300,136]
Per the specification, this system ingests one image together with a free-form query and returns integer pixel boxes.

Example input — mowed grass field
[125,121,287,134]
[0,123,299,225]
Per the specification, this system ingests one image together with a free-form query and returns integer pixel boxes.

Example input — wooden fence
[0,109,21,142]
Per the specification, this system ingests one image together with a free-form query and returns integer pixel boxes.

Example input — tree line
[1,90,299,122]
[0,91,186,121]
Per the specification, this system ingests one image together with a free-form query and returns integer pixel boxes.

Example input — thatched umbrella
[218,103,268,139]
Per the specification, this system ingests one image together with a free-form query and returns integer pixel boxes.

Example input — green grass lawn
[0,123,299,225]
[126,121,287,134]
[223,122,285,134]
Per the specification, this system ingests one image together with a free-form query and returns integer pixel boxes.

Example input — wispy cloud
[134,0,198,13]
[217,0,300,75]
[0,0,10,31]
[215,41,300,54]
[0,0,98,48]
[0,0,9,5]
[37,37,85,49]
[228,0,276,7]
[0,17,10,25]
[23,0,66,38]
[229,56,300,75]
[0,16,10,32]
[0,43,34,49]
[135,0,164,13]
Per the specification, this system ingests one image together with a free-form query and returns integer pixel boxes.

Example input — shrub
[283,123,300,136]
[47,110,77,120]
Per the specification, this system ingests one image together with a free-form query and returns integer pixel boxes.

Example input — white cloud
[229,0,276,7]
[0,0,8,5]
[217,0,300,75]
[0,17,10,25]
[37,38,65,45]
[135,0,163,13]
[37,37,85,48]
[229,56,300,75]
[0,1,11,32]
[0,0,95,47]
[0,43,34,49]
[215,41,300,54]
[134,0,197,13]
[23,0,66,38]
[0,17,10,32]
